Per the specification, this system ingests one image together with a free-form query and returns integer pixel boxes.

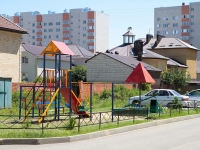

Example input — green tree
[72,65,87,82]
[160,67,190,90]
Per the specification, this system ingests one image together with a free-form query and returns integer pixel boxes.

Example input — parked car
[184,89,200,107]
[128,89,190,107]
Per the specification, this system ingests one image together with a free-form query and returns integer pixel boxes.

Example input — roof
[152,38,199,50]
[143,38,157,49]
[122,31,135,36]
[0,15,27,34]
[167,58,188,68]
[41,41,74,56]
[86,52,161,72]
[67,45,94,58]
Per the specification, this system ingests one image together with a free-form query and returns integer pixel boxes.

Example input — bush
[142,83,152,91]
[100,89,111,99]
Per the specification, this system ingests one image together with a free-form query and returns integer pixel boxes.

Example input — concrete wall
[0,30,22,83]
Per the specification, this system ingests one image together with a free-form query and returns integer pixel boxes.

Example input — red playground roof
[125,62,155,83]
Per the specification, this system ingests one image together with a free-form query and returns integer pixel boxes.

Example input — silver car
[185,89,200,107]
[128,89,190,107]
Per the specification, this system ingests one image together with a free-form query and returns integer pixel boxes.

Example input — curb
[1,114,200,145]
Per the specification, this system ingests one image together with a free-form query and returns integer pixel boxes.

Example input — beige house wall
[143,59,167,71]
[0,30,22,83]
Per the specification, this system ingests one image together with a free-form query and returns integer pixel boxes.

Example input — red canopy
[125,63,155,83]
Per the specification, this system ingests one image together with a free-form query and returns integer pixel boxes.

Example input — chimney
[134,40,143,61]
[115,51,119,55]
[143,34,153,46]
[157,34,165,44]
[182,2,185,6]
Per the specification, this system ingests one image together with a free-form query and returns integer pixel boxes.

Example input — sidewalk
[1,114,200,145]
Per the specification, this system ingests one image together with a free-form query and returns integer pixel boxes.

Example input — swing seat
[77,105,89,112]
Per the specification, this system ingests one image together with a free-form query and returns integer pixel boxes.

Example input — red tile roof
[0,15,28,34]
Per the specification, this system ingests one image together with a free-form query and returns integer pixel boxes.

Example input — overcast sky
[1,0,193,49]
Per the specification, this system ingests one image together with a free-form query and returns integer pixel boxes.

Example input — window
[32,36,35,39]
[88,46,94,49]
[63,27,69,30]
[22,73,28,81]
[37,35,42,38]
[83,20,87,24]
[157,31,160,34]
[32,42,35,45]
[182,36,189,40]
[191,8,194,11]
[83,34,86,37]
[191,29,194,32]
[44,23,47,26]
[32,30,35,33]
[56,22,60,25]
[182,22,189,26]
[36,42,41,45]
[49,35,52,38]
[163,17,168,20]
[191,15,194,18]
[182,29,189,33]
[44,35,47,39]
[71,16,73,18]
[157,17,161,21]
[182,14,189,18]
[88,39,94,43]
[44,29,47,32]
[63,20,69,24]
[173,16,178,20]
[63,40,69,44]
[191,37,194,40]
[63,34,69,37]
[173,30,178,34]
[88,19,94,23]
[37,29,42,32]
[83,27,87,30]
[37,22,41,25]
[49,29,53,32]
[83,40,86,44]
[163,24,168,27]
[43,42,47,46]
[163,31,168,35]
[56,28,60,32]
[32,23,35,27]
[173,23,178,27]
[191,22,194,25]
[88,32,94,36]
[49,22,53,26]
[22,56,28,64]
[56,35,60,38]
[157,24,160,28]
[88,26,94,29]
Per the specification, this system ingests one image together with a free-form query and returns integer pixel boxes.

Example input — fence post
[170,106,172,117]
[78,116,80,133]
[117,111,119,126]
[188,102,189,114]
[42,116,44,134]
[147,108,149,121]
[133,109,135,123]
[179,104,181,114]
[99,112,102,130]
[159,105,160,118]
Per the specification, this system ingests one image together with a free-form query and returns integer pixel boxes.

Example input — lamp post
[149,28,152,34]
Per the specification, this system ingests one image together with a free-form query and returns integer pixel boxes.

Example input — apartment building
[154,2,200,59]
[4,8,109,53]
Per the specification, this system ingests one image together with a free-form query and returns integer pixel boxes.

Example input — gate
[0,78,12,108]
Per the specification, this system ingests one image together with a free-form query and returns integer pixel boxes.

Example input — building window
[22,73,28,81]
[83,27,87,30]
[56,35,60,38]
[49,22,53,26]
[173,16,178,20]
[191,22,194,25]
[191,15,194,18]
[43,42,47,46]
[163,17,168,20]
[63,34,69,37]
[88,46,94,49]
[191,29,194,32]
[37,22,41,25]
[88,39,94,43]
[37,29,42,32]
[44,29,47,32]
[32,30,35,33]
[83,20,87,24]
[173,30,178,34]
[157,17,161,21]
[32,36,35,39]
[37,35,42,38]
[56,28,60,32]
[182,29,189,33]
[163,24,168,27]
[157,24,160,28]
[182,36,189,40]
[173,23,178,27]
[36,42,42,45]
[49,29,53,32]
[182,22,189,26]
[88,19,94,23]
[63,40,69,44]
[22,56,28,64]
[191,37,194,39]
[32,42,35,45]
[44,23,47,26]
[63,20,69,24]
[49,35,52,38]
[83,40,86,44]
[56,22,60,25]
[44,35,47,39]
[71,16,73,18]
[182,14,189,18]
[88,26,94,29]
[32,23,35,27]
[163,31,168,35]
[63,27,69,30]
[157,31,160,34]
[83,34,86,37]
[88,32,94,36]
[191,8,194,11]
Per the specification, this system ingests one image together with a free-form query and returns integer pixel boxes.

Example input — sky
[0,0,194,49]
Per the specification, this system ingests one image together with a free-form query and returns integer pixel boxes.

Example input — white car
[185,89,200,107]
[128,89,190,107]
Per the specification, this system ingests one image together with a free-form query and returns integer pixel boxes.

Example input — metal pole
[90,83,92,121]
[69,55,72,114]
[32,86,35,117]
[3,79,5,108]
[111,83,114,122]
[54,54,57,120]
[58,52,61,120]
[19,86,22,119]
[43,53,46,114]
[139,83,141,108]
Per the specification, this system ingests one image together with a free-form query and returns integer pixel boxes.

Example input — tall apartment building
[4,8,109,53]
[154,2,200,59]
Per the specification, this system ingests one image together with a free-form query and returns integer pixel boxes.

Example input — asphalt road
[2,118,200,150]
